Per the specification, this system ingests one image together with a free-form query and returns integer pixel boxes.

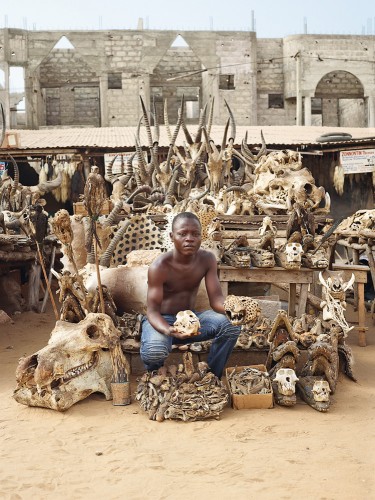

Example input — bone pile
[135,352,229,422]
[226,367,272,395]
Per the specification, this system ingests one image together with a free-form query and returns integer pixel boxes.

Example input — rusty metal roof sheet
[4,125,375,150]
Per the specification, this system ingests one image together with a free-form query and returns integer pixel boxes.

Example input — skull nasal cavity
[86,325,100,340]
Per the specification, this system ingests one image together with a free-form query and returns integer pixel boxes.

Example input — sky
[1,0,375,37]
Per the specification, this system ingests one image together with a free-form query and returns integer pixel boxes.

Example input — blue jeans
[140,310,240,378]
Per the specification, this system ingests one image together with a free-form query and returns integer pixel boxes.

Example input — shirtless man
[140,212,240,378]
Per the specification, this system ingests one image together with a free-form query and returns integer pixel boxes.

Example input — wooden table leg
[289,283,297,317]
[297,284,309,317]
[357,282,368,347]
[220,281,229,297]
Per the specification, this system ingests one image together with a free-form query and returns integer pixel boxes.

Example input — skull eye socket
[86,325,100,340]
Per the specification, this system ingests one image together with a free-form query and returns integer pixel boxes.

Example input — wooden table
[218,266,314,317]
[331,264,369,347]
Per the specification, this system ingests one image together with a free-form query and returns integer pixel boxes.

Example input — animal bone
[13,313,119,411]
[273,368,299,396]
[173,310,200,336]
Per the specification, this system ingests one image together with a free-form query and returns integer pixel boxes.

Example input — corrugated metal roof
[3,125,375,150]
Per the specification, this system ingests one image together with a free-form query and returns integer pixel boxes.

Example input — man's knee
[140,342,170,365]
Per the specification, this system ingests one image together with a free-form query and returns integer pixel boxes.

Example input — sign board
[0,161,6,178]
[340,149,375,174]
[104,152,147,175]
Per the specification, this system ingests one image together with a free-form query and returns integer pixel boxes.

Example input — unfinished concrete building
[1,27,375,129]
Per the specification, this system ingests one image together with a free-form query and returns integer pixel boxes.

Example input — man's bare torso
[151,249,211,314]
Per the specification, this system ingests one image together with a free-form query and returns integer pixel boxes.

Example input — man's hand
[171,329,200,340]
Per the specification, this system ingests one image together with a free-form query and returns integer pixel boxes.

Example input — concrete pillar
[367,96,375,127]
[2,63,11,128]
[304,95,312,126]
[99,74,109,127]
[295,53,303,126]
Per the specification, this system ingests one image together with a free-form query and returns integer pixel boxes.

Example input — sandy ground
[1,303,374,500]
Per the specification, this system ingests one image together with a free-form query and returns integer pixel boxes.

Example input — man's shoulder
[149,251,172,270]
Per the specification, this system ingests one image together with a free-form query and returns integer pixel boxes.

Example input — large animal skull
[13,313,119,411]
[173,310,201,336]
[285,242,303,263]
[274,368,299,396]
[312,380,331,402]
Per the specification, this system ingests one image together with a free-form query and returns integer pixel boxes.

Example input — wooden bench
[218,265,314,317]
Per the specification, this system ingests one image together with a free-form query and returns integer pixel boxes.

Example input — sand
[1,304,374,500]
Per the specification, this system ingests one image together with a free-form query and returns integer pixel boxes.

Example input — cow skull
[13,313,119,411]
[274,368,299,396]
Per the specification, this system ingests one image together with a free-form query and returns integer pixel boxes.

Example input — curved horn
[164,99,173,144]
[181,116,193,145]
[36,171,62,194]
[195,102,207,144]
[343,273,355,291]
[8,155,19,196]
[319,271,329,289]
[220,118,230,154]
[0,103,5,149]
[126,185,152,204]
[140,96,153,149]
[206,97,214,139]
[104,154,118,182]
[99,219,132,267]
[224,99,236,145]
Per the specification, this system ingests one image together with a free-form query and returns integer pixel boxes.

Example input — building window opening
[108,73,122,90]
[219,74,235,90]
[268,93,284,109]
[312,97,322,114]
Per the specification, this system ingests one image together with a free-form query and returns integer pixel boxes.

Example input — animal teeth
[61,355,96,382]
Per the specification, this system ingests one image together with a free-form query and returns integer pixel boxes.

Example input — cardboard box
[225,364,274,410]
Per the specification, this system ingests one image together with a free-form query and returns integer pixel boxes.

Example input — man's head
[170,212,202,255]
[171,212,201,231]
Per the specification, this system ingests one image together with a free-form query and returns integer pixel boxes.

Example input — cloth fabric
[140,310,240,378]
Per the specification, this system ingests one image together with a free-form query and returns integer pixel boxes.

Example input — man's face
[170,218,202,255]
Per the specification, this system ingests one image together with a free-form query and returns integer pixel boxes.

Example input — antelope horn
[224,99,236,145]
[0,103,5,149]
[181,115,193,145]
[8,155,19,196]
[206,97,214,138]
[220,118,230,155]
[343,273,355,291]
[164,99,173,144]
[126,185,152,204]
[171,95,184,147]
[195,102,207,144]
[134,136,148,179]
[256,130,268,159]
[104,154,118,182]
[140,96,153,149]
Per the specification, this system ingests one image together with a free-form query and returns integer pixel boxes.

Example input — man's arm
[204,252,225,314]
[146,264,175,336]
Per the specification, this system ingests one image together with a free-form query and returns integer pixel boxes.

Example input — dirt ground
[0,303,374,500]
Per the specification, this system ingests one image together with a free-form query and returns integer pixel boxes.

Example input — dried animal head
[223,295,261,327]
[174,310,200,336]
[13,313,118,411]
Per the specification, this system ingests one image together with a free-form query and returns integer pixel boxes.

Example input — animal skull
[13,313,118,411]
[274,368,299,396]
[312,380,331,402]
[174,310,201,336]
[285,242,303,263]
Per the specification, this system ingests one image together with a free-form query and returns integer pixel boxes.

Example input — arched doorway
[314,70,365,127]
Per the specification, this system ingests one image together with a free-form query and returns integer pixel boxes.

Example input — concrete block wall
[256,38,292,125]
[1,28,375,129]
